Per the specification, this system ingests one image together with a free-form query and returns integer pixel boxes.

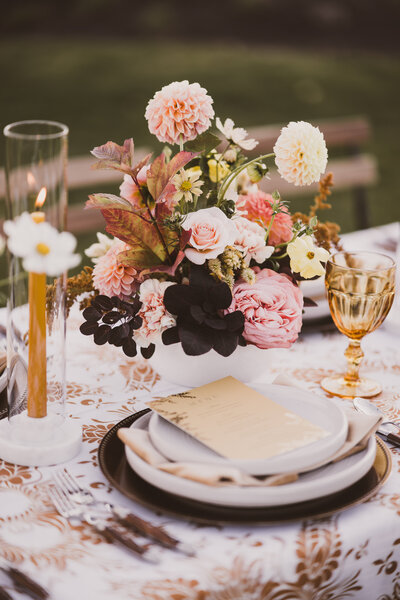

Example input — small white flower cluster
[4,212,80,276]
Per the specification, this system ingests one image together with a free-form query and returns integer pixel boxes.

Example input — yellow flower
[287,235,330,279]
[208,155,230,183]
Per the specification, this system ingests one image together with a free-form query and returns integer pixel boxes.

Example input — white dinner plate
[147,384,348,475]
[125,412,376,507]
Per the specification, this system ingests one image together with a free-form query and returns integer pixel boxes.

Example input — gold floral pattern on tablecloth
[0,307,399,599]
[119,359,160,393]
[138,519,364,600]
[0,480,104,568]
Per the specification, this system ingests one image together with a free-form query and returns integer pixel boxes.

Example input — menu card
[147,377,329,461]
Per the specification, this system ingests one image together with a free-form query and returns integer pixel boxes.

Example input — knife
[377,424,400,447]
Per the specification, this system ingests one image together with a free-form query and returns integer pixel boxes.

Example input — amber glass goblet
[321,251,395,398]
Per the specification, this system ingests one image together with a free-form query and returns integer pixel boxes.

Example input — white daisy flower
[287,235,330,279]
[85,232,116,264]
[4,212,81,276]
[216,117,258,151]
[173,169,204,203]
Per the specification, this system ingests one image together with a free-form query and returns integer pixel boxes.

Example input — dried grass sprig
[292,172,341,251]
[46,266,96,329]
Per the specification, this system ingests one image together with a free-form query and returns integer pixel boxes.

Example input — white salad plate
[125,412,376,507]
[147,384,348,475]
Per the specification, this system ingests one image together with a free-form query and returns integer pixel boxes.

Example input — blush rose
[182,206,237,265]
[226,268,303,349]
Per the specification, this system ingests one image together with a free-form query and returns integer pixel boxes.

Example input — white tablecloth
[1,300,400,600]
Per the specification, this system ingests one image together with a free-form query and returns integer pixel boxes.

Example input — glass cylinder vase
[0,120,81,466]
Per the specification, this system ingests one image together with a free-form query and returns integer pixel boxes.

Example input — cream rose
[233,216,274,264]
[182,207,237,265]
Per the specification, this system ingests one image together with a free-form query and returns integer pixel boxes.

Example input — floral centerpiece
[61,81,340,369]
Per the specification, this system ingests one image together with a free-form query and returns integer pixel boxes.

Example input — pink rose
[119,166,149,209]
[226,268,303,349]
[233,216,274,264]
[240,190,293,246]
[182,207,237,265]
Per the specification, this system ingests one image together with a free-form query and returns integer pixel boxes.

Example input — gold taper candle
[27,187,47,418]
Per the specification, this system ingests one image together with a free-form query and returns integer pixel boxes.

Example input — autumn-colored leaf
[117,246,162,269]
[86,194,134,211]
[101,208,167,264]
[90,138,135,173]
[140,250,185,277]
[147,150,197,203]
[91,140,125,162]
[167,151,197,179]
[131,153,153,179]
[146,153,168,201]
[141,227,191,277]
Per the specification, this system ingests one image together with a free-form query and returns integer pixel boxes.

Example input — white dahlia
[273,121,328,186]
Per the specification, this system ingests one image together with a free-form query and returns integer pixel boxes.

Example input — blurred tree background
[1,0,399,291]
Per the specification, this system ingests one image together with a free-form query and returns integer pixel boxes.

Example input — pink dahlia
[145,80,214,145]
[226,268,303,349]
[240,190,293,246]
[119,166,149,210]
[92,240,138,300]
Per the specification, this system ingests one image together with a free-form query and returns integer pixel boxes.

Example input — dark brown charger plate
[98,409,392,526]
[300,314,335,335]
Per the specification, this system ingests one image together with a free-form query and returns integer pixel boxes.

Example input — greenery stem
[264,213,276,244]
[273,251,288,259]
[217,152,275,202]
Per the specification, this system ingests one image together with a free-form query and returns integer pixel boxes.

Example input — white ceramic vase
[148,343,276,387]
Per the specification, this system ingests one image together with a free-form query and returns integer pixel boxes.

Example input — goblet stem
[343,339,364,384]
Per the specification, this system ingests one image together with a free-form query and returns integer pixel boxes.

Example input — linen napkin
[118,376,381,487]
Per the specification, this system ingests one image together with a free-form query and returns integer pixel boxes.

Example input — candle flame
[35,187,47,209]
[27,172,36,187]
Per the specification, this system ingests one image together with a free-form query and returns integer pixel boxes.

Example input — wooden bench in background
[0,116,377,234]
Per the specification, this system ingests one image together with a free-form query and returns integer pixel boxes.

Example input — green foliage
[185,131,221,154]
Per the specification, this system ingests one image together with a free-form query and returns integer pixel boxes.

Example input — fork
[48,483,159,563]
[54,468,195,556]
